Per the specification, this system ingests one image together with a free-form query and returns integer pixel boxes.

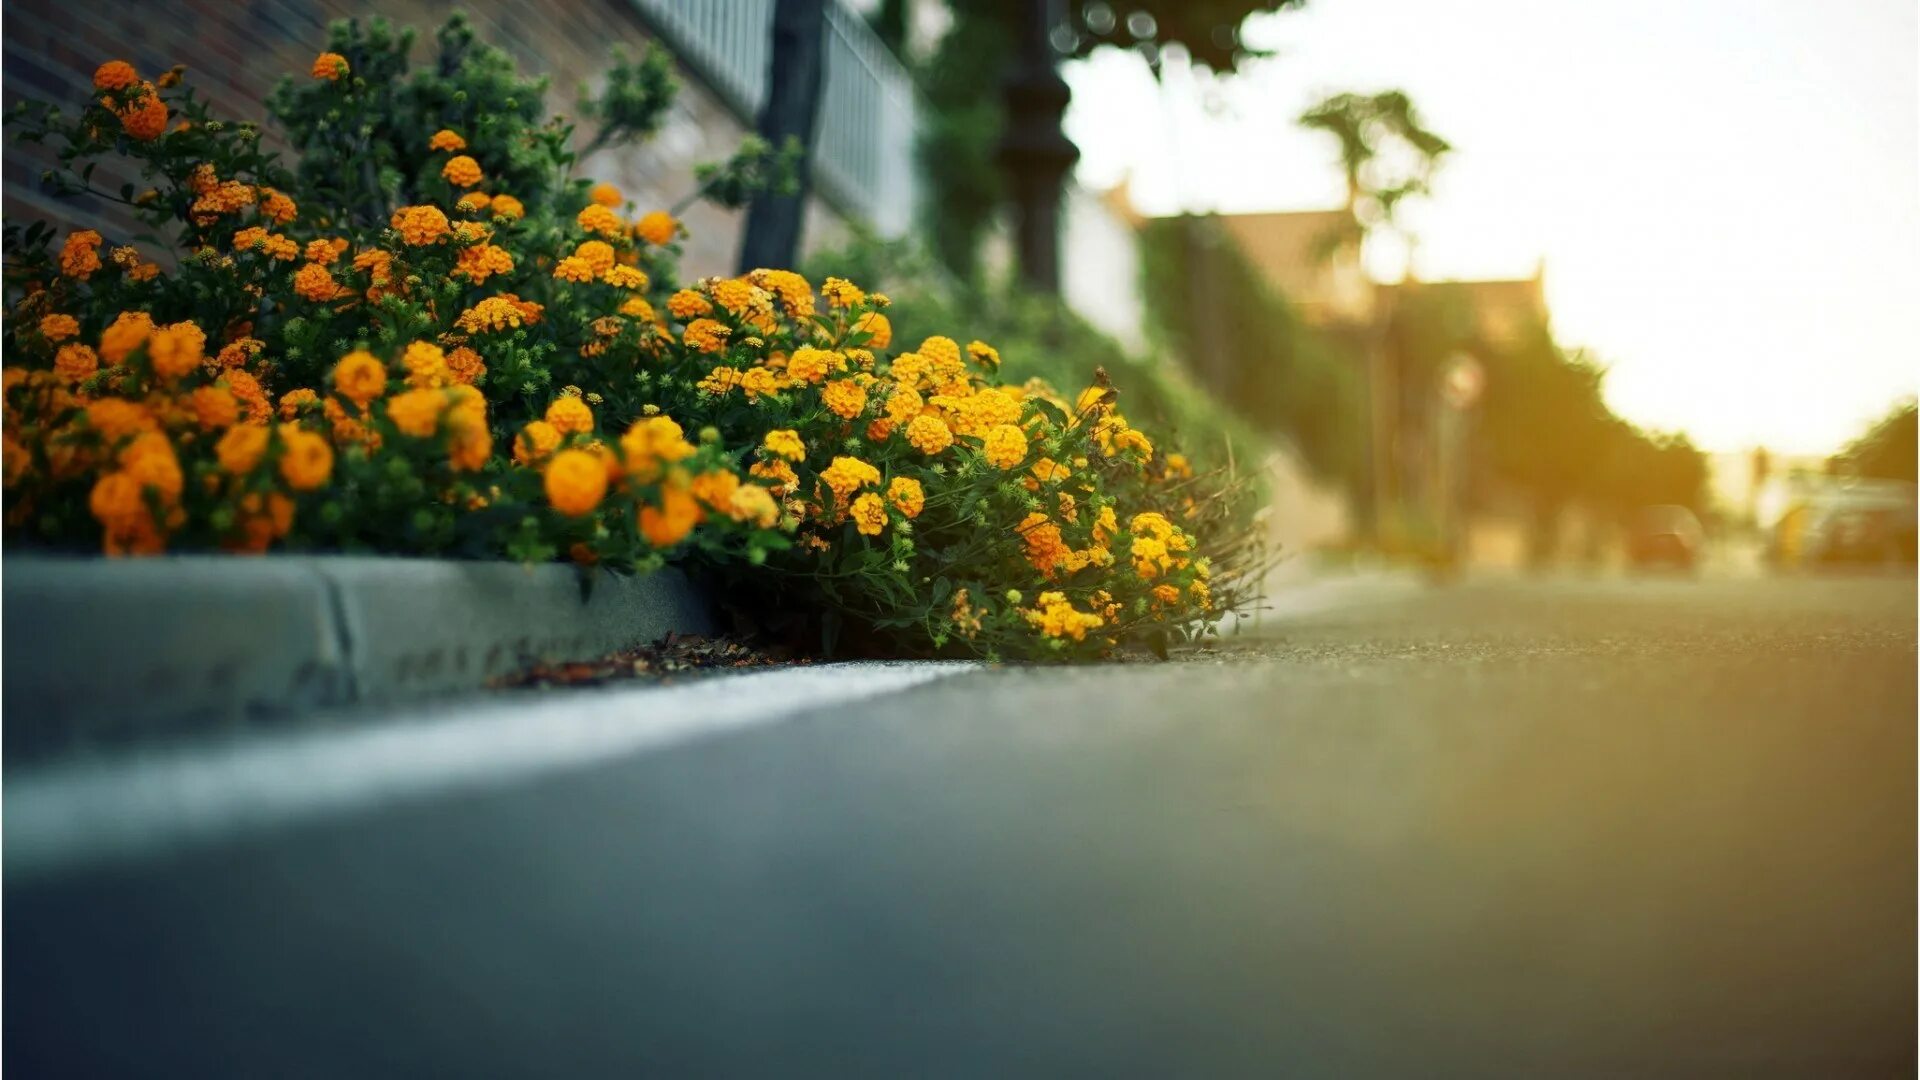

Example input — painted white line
[6,661,977,881]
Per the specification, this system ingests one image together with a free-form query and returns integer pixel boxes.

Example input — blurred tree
[1834,399,1918,483]
[1296,90,1452,267]
[916,0,1304,285]
[1139,214,1362,486]
[739,0,828,273]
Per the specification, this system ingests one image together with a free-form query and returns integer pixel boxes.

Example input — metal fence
[627,0,919,237]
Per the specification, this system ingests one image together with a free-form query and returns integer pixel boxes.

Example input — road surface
[7,574,1915,1076]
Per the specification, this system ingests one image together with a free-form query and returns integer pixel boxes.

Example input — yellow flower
[850,492,887,536]
[1024,592,1103,641]
[1151,584,1182,606]
[545,449,608,517]
[820,456,881,499]
[887,476,924,518]
[545,395,594,435]
[620,416,697,481]
[146,322,206,382]
[385,388,446,438]
[728,483,779,527]
[277,425,334,490]
[514,420,563,465]
[822,276,864,309]
[490,195,526,220]
[787,346,836,385]
[667,289,713,319]
[589,183,622,207]
[619,296,657,322]
[401,341,449,389]
[326,350,386,407]
[750,458,797,497]
[690,469,741,513]
[1131,535,1172,579]
[577,203,623,237]
[762,429,806,461]
[603,264,648,290]
[967,340,1001,370]
[429,129,467,151]
[738,367,781,399]
[312,52,349,81]
[442,155,484,187]
[456,295,543,333]
[389,204,450,245]
[981,423,1028,469]
[683,318,731,354]
[554,257,596,283]
[904,414,952,455]
[39,314,79,342]
[635,210,678,246]
[822,378,867,420]
[852,311,892,349]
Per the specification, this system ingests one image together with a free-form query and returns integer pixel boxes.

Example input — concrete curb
[2,555,714,760]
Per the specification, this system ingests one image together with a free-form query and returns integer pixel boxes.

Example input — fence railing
[627,0,919,237]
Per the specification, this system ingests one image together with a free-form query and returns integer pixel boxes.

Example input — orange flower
[822,378,867,420]
[215,422,270,472]
[545,450,608,516]
[577,204,623,237]
[852,311,892,349]
[887,476,924,518]
[278,425,334,490]
[635,210,678,246]
[429,129,467,152]
[545,395,594,435]
[589,183,622,207]
[445,346,487,385]
[60,230,103,279]
[93,61,139,91]
[514,420,563,465]
[638,484,703,548]
[331,350,388,406]
[389,205,450,246]
[442,155,483,188]
[850,492,887,536]
[189,386,240,430]
[145,322,206,381]
[490,195,526,220]
[312,52,349,81]
[385,388,447,438]
[39,314,79,342]
[54,344,98,383]
[115,83,168,140]
[292,263,341,302]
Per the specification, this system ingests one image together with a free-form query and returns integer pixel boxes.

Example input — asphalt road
[8,574,1915,1077]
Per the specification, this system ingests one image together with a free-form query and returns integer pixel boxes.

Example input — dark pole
[739,0,828,273]
[997,0,1079,293]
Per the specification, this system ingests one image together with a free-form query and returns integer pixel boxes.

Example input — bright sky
[1063,0,1919,455]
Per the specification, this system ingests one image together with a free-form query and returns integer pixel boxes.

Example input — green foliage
[1138,214,1364,485]
[1297,89,1451,239]
[693,136,805,211]
[1834,399,1918,483]
[578,42,680,154]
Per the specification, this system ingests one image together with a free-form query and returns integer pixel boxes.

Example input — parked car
[1627,505,1705,571]
[1768,481,1917,568]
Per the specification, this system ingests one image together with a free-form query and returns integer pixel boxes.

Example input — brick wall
[1,0,847,277]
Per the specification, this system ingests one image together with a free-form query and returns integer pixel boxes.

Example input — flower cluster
[1,27,1251,660]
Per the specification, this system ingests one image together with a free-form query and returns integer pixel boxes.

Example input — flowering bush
[1,17,1261,660]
